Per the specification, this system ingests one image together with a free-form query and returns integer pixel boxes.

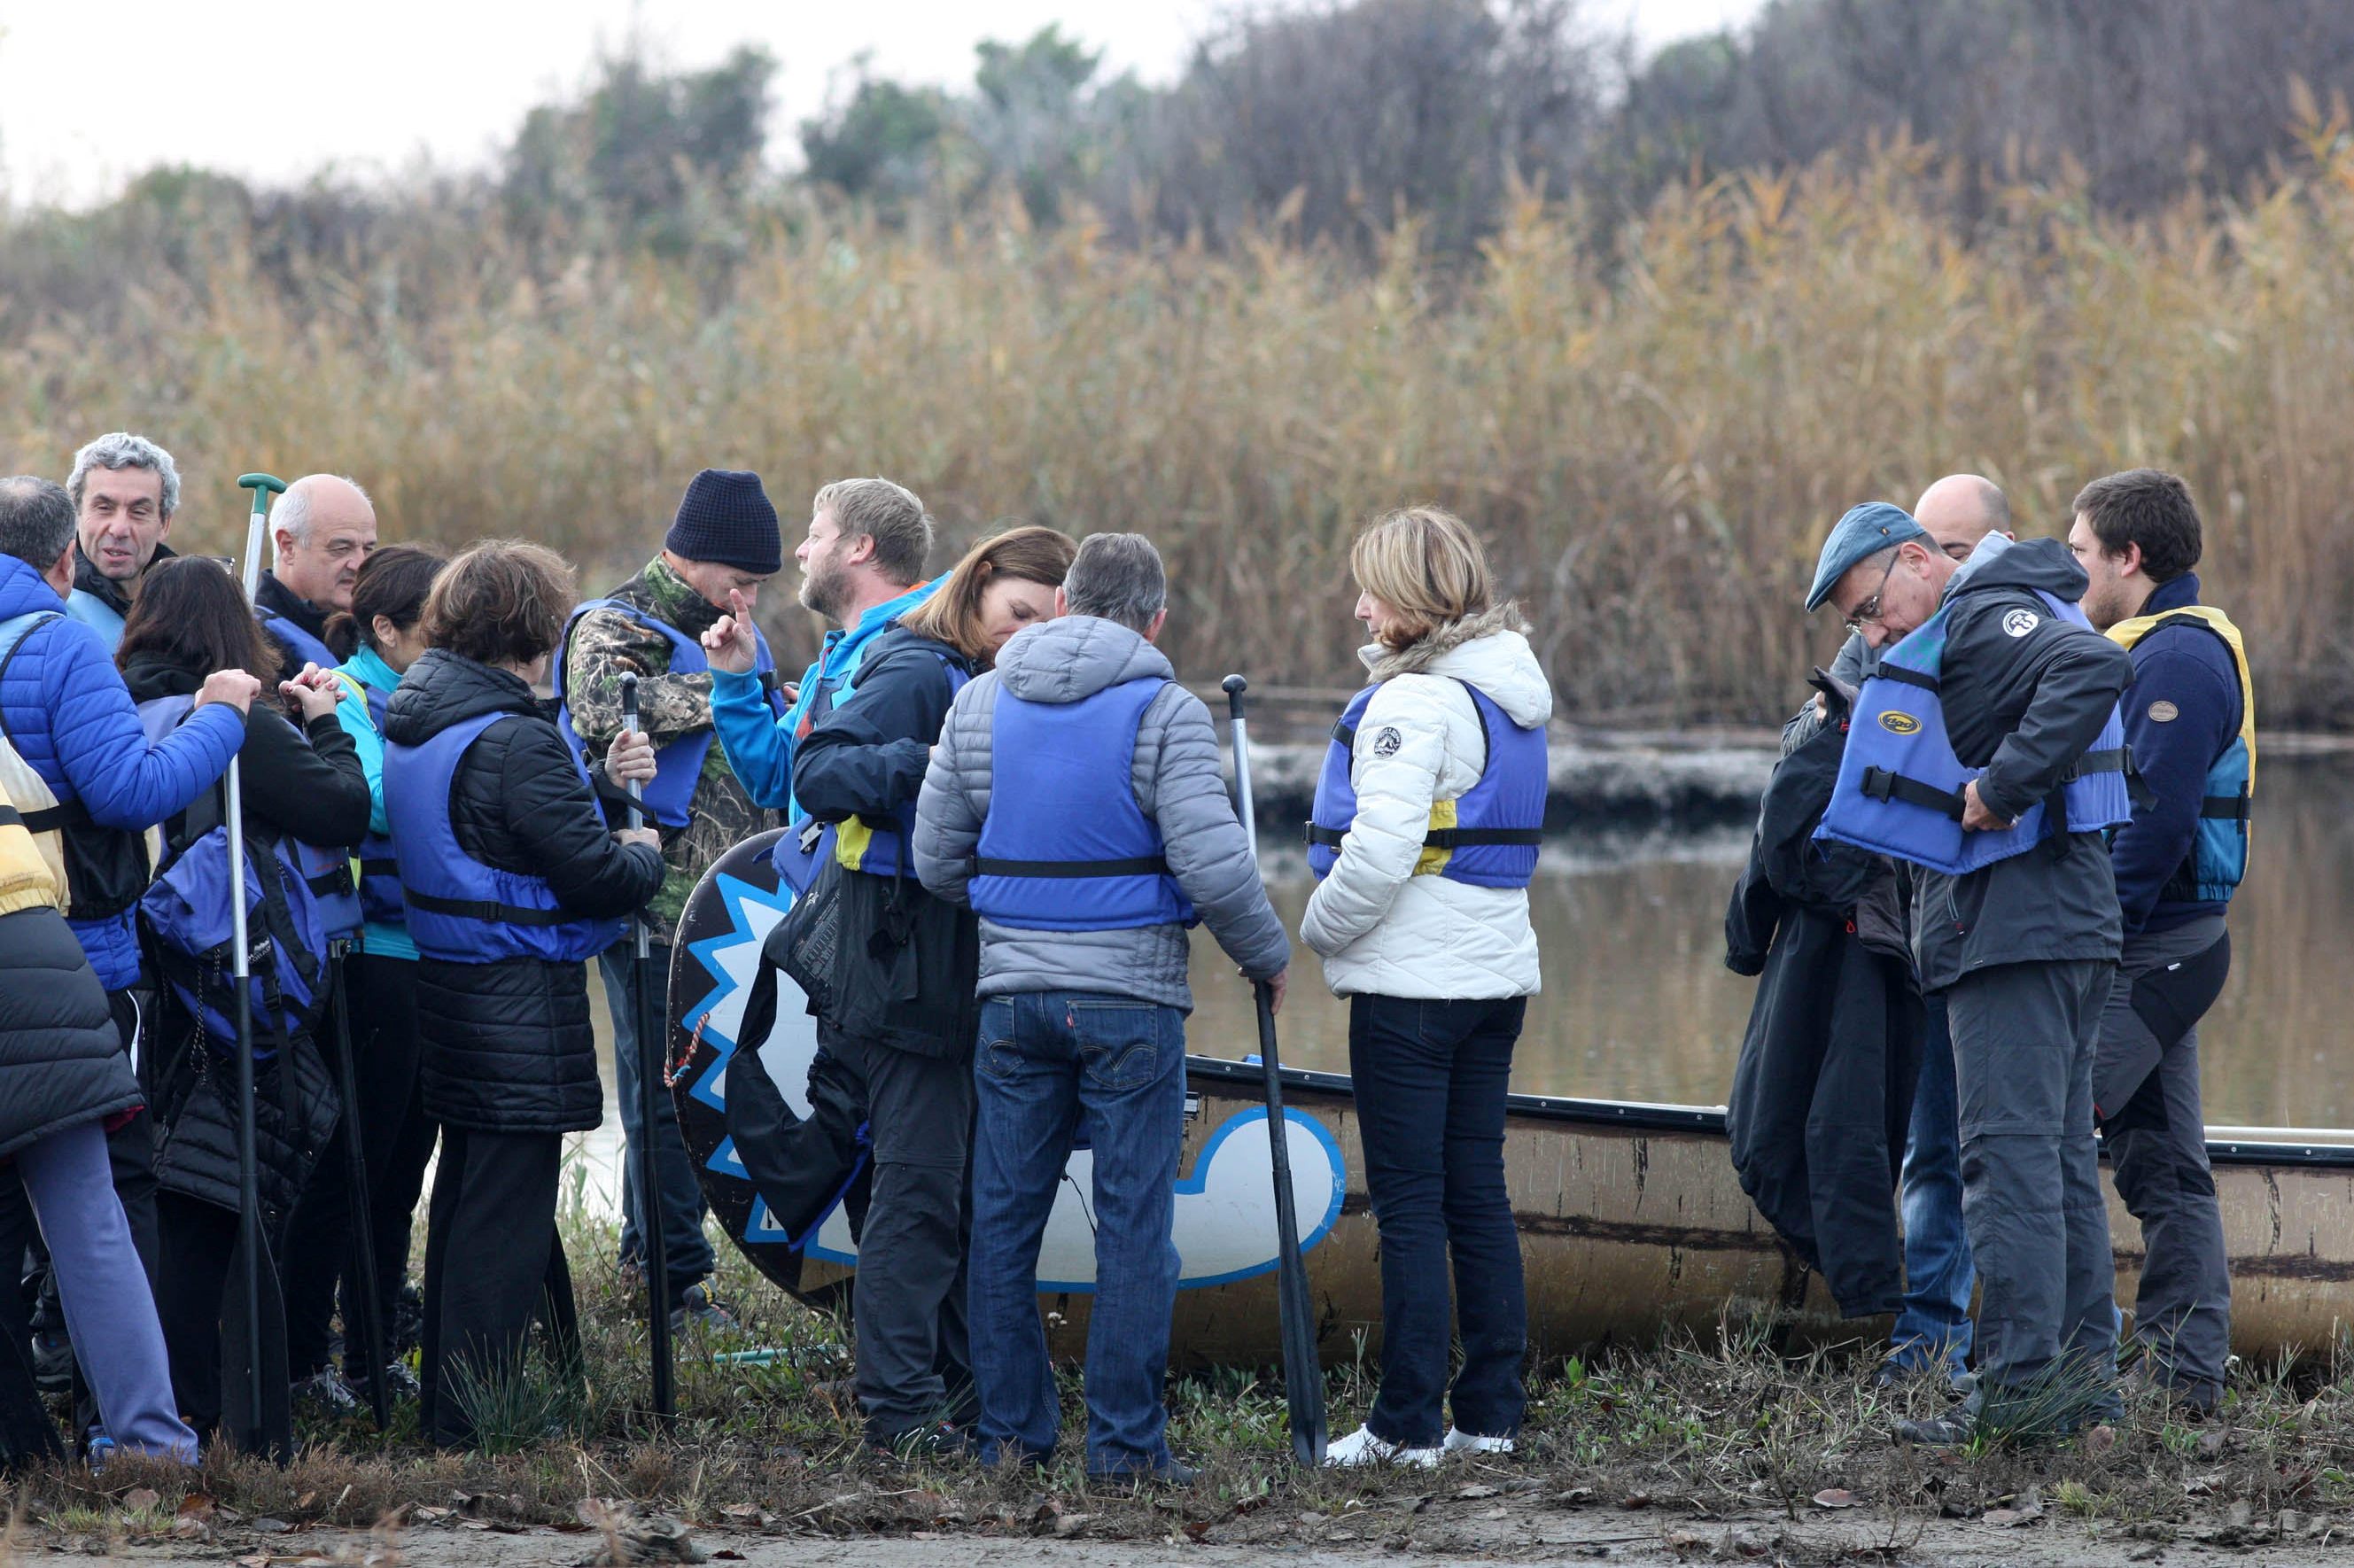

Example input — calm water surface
[574,754,2354,1211]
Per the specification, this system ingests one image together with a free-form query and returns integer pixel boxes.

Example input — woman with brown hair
[378,539,662,1448]
[1299,507,1551,1468]
[116,554,375,1440]
[710,523,1075,1455]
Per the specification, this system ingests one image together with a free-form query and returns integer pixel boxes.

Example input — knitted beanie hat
[664,469,782,575]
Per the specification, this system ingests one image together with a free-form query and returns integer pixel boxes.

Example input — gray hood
[994,615,1174,705]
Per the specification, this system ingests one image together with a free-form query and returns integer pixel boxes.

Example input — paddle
[225,471,293,1462]
[621,673,675,1424]
[1222,673,1327,1467]
[325,939,391,1429]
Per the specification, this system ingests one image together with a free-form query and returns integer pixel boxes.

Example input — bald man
[257,474,378,677]
[1781,474,2013,1390]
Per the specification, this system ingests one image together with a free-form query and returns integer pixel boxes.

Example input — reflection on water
[567,753,2354,1214]
[1189,756,2354,1129]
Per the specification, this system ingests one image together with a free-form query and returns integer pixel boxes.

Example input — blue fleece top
[710,579,938,822]
[2111,571,2244,935]
[0,555,246,988]
[334,644,417,961]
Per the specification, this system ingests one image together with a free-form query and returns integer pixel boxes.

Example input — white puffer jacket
[1300,609,1551,999]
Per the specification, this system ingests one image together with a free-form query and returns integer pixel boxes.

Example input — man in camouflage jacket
[558,469,784,1328]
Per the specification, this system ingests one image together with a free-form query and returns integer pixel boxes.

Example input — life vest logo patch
[2002,609,2040,638]
[1371,726,1402,757]
[1879,712,1922,735]
[2148,700,2181,723]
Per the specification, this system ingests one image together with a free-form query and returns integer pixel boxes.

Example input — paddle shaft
[326,941,391,1429]
[622,675,675,1421]
[227,474,284,1456]
[1222,674,1327,1466]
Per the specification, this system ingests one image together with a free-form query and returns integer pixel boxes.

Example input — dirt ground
[87,1494,2265,1568]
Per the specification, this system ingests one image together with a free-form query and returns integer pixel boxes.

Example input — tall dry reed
[4,136,2350,724]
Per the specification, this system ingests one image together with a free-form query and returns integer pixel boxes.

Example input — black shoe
[669,1282,738,1335]
[1088,1457,1200,1488]
[871,1421,977,1462]
[392,1281,424,1358]
[345,1361,423,1403]
[1892,1412,1976,1447]
[30,1330,72,1397]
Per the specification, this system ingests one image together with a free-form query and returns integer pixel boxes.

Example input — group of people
[1733,468,2248,1445]
[0,435,1556,1480]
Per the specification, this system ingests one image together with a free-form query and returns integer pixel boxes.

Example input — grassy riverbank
[9,136,2354,727]
[15,1207,2354,1562]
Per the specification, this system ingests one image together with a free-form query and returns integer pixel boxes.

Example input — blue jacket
[2110,572,2245,935]
[710,579,938,823]
[334,645,417,961]
[0,555,245,987]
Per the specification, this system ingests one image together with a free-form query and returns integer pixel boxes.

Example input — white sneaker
[1443,1427,1516,1455]
[1322,1424,1441,1469]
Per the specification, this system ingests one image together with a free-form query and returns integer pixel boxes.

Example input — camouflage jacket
[563,556,773,931]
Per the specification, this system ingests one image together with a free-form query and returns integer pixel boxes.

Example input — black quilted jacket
[383,649,663,1135]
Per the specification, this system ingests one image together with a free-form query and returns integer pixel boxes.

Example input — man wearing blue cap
[555,469,787,1332]
[1784,476,2013,1393]
[1809,500,2134,1444]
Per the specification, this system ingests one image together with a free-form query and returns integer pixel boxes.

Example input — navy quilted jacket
[0,555,245,988]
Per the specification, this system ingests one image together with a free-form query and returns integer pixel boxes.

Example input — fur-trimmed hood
[1357,603,1553,729]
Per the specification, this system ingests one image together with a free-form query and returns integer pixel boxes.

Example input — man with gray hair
[63,432,183,652]
[915,532,1291,1482]
[258,474,378,676]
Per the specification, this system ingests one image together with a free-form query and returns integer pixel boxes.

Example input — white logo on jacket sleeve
[2002,609,2040,638]
[1371,726,1402,757]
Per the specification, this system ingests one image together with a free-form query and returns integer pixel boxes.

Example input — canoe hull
[669,831,2354,1366]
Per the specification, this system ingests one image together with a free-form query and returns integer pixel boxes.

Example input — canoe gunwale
[1181,1055,2354,1170]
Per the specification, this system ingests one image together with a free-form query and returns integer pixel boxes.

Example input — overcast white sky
[0,0,1759,207]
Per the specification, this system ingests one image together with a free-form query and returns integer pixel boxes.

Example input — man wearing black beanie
[553,468,788,1332]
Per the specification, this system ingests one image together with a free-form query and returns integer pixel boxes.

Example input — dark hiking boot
[1088,1456,1201,1488]
[1892,1411,1977,1447]
[870,1421,977,1462]
[292,1369,363,1418]
[669,1282,738,1335]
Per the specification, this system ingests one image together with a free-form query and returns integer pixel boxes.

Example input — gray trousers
[825,1027,977,1443]
[2095,918,2232,1395]
[1946,959,2117,1404]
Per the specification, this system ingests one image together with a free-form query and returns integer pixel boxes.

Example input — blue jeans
[1890,992,1976,1379]
[968,992,1186,1476]
[1348,994,1528,1447]
[600,942,714,1302]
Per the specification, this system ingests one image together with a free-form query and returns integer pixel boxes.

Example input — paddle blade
[221,1226,293,1463]
[1254,982,1327,1465]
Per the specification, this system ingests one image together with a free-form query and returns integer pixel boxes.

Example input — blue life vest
[1305,679,1547,889]
[1814,589,2134,875]
[136,695,361,939]
[257,603,338,673]
[552,598,782,830]
[831,647,972,880]
[969,676,1197,932]
[2107,605,2255,905]
[63,589,126,653]
[135,697,336,1059]
[382,711,625,963]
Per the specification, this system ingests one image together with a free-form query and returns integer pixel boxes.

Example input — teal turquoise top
[334,644,416,962]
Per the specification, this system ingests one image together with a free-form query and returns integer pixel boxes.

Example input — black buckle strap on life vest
[18,800,89,835]
[1874,665,1942,694]
[305,864,354,899]
[400,889,583,927]
[1331,717,1356,749]
[1859,765,1967,821]
[2201,794,2252,821]
[357,856,398,877]
[0,805,19,830]
[1305,823,1541,850]
[969,854,1172,880]
[2060,746,2127,782]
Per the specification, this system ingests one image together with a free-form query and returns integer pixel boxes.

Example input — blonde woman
[1301,507,1550,1468]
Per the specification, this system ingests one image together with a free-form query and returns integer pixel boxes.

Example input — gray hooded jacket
[913,615,1291,1011]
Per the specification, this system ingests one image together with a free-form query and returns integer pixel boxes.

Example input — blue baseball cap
[1806,502,1930,611]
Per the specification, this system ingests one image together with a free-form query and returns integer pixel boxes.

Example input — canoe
[668,830,2354,1367]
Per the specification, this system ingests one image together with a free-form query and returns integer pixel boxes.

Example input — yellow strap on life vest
[835,817,875,872]
[1414,799,1457,878]
[2107,603,2257,792]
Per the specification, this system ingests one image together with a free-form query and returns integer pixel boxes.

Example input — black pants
[418,1128,577,1448]
[826,1026,975,1442]
[1348,993,1528,1448]
[154,1192,240,1439]
[282,953,437,1378]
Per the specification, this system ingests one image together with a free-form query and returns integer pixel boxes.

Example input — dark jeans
[600,942,713,1303]
[826,1026,975,1442]
[418,1128,577,1448]
[1890,992,1976,1378]
[154,1192,239,1440]
[969,991,1187,1476]
[1348,993,1528,1448]
[283,951,438,1378]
